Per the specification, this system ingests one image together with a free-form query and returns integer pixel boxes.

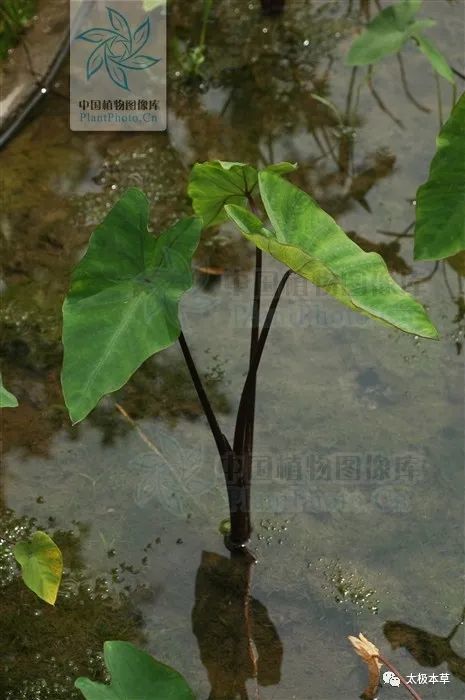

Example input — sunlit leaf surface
[226,172,438,338]
[188,160,297,227]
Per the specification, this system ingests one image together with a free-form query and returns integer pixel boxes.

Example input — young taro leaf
[13,531,63,605]
[61,188,202,424]
[346,0,425,66]
[188,160,297,227]
[346,0,453,81]
[412,32,455,84]
[0,374,18,408]
[415,92,465,261]
[75,641,196,700]
[225,172,438,339]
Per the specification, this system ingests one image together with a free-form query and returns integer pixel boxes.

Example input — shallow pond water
[1,1,464,699]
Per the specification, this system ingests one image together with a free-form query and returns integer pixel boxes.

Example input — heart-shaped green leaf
[0,374,18,408]
[347,0,427,65]
[14,531,63,605]
[188,160,297,227]
[415,93,465,260]
[75,641,196,700]
[225,172,438,339]
[62,188,202,424]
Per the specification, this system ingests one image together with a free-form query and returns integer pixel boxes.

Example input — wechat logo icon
[383,670,401,687]
[76,6,160,91]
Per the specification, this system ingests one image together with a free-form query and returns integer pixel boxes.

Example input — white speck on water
[303,39,310,46]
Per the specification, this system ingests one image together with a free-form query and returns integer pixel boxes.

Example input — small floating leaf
[14,531,63,605]
[75,641,196,700]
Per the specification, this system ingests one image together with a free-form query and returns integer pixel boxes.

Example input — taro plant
[61,161,438,549]
[346,0,454,84]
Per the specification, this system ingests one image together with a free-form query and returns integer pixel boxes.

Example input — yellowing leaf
[348,633,382,700]
[14,531,63,605]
